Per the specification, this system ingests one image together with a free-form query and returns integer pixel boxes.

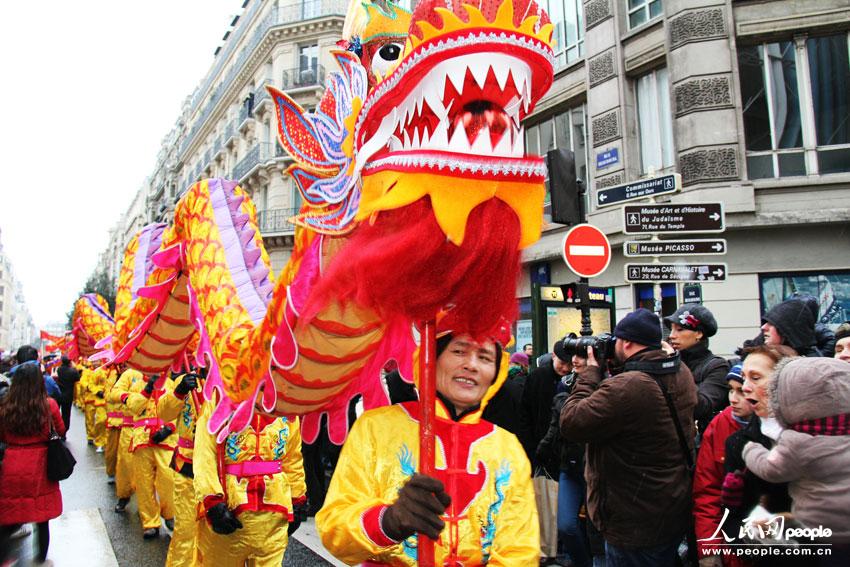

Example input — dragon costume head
[272,0,554,340]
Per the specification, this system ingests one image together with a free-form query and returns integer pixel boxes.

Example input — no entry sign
[562,224,611,278]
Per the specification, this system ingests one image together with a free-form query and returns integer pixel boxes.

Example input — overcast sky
[0,1,240,328]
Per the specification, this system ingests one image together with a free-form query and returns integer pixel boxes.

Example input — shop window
[635,283,677,317]
[738,33,850,179]
[636,67,675,174]
[760,271,850,329]
[545,0,584,69]
[627,0,662,30]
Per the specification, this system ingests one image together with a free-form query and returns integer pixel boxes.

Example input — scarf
[790,413,850,436]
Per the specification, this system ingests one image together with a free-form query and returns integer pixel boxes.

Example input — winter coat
[693,406,746,558]
[762,299,821,357]
[520,361,563,476]
[561,349,697,548]
[743,357,850,543]
[537,389,586,480]
[723,417,791,535]
[0,397,65,525]
[680,342,729,434]
[55,364,80,405]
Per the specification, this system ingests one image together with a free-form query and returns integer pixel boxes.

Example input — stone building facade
[521,0,850,355]
[0,231,38,353]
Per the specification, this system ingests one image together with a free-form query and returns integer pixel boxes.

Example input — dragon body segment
[105,0,553,444]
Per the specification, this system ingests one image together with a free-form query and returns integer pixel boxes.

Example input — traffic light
[546,148,584,225]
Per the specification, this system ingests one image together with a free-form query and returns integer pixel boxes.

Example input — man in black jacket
[664,304,729,434]
[520,338,572,477]
[55,355,81,430]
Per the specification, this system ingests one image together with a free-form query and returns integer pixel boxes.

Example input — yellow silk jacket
[79,368,96,405]
[103,367,126,429]
[316,400,539,566]
[85,367,108,408]
[157,374,202,474]
[194,405,307,520]
[110,369,176,452]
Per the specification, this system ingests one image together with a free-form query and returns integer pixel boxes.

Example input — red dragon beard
[303,197,521,340]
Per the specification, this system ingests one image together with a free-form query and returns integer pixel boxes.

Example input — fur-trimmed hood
[769,357,850,427]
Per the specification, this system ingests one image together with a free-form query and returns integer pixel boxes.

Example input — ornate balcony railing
[254,78,274,106]
[281,65,325,90]
[257,207,299,235]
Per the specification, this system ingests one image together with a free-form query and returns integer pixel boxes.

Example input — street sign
[596,148,619,170]
[562,224,611,278]
[624,263,728,283]
[683,283,703,303]
[596,173,680,208]
[623,202,725,234]
[623,238,727,257]
[540,286,565,302]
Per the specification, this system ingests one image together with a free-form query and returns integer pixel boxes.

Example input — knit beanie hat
[509,352,529,366]
[613,308,662,349]
[725,364,743,384]
[663,304,718,338]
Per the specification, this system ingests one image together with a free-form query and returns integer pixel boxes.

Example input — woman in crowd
[721,344,796,562]
[692,364,753,566]
[0,361,66,564]
[743,357,850,566]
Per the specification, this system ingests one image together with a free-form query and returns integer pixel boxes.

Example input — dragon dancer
[318,332,539,565]
[107,366,142,513]
[193,402,308,566]
[158,370,204,566]
[116,370,176,538]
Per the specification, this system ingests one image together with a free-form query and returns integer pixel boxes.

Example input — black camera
[560,332,617,361]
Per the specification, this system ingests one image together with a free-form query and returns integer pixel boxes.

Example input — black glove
[143,374,158,395]
[174,373,199,396]
[288,499,310,536]
[151,426,174,444]
[96,391,105,399]
[206,502,243,535]
[381,473,451,541]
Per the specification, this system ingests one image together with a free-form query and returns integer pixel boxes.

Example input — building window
[760,271,850,330]
[634,283,676,317]
[525,104,588,211]
[301,0,321,19]
[299,44,319,86]
[627,0,662,30]
[636,67,675,174]
[545,0,584,69]
[738,33,850,179]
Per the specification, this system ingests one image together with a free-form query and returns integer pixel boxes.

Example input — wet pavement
[5,407,339,566]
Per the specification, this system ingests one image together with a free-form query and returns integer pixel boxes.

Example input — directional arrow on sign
[596,173,681,208]
[623,238,727,257]
[624,263,729,283]
[622,203,725,234]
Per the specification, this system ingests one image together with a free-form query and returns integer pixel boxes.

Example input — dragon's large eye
[372,42,403,77]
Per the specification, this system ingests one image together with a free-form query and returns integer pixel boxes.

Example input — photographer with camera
[561,309,697,566]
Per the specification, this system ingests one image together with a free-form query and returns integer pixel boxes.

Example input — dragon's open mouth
[354,7,554,181]
[381,53,530,157]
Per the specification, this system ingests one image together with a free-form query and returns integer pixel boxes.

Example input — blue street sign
[596,148,619,170]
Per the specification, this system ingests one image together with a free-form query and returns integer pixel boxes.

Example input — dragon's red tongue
[453,101,510,146]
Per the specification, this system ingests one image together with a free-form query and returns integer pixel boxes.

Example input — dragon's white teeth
[512,127,525,157]
[494,65,511,91]
[411,127,421,149]
[448,125,469,152]
[421,126,431,147]
[493,130,513,157]
[403,129,412,149]
[471,125,491,153]
[430,121,450,149]
[446,62,467,95]
[425,88,447,120]
[388,136,403,151]
[470,63,489,90]
[416,93,425,117]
